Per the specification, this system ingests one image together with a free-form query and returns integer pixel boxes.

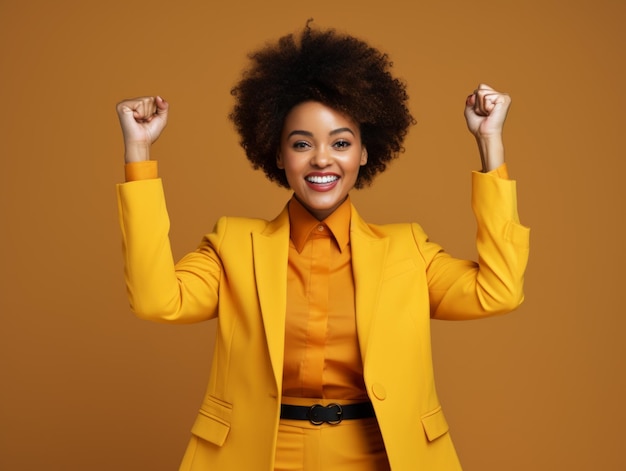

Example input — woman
[116,24,529,471]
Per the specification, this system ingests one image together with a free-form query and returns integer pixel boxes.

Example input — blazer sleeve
[116,178,224,324]
[414,171,530,320]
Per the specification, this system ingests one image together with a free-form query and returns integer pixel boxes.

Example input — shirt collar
[288,196,352,254]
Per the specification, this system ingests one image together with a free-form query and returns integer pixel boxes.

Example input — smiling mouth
[306,175,339,184]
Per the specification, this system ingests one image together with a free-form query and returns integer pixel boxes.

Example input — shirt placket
[300,225,331,397]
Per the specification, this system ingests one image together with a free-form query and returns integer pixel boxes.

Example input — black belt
[280,402,375,425]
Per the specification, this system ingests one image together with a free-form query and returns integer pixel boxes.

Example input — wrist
[124,141,151,163]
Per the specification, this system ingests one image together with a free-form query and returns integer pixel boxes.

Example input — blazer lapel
[349,205,389,361]
[252,207,290,391]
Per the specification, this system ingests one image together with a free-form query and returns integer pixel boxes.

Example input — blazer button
[371,383,387,400]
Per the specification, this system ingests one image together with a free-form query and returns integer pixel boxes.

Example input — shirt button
[317,225,325,232]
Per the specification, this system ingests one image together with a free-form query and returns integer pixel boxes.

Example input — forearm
[470,171,529,312]
[475,134,505,172]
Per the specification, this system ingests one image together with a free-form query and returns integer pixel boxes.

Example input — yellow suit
[116,170,529,470]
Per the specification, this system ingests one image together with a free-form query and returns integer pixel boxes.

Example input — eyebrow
[287,127,356,139]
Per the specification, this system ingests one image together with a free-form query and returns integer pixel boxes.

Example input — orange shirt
[283,196,367,400]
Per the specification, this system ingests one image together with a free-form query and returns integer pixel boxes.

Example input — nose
[310,145,331,168]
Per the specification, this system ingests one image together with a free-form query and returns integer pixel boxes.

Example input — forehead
[283,101,359,133]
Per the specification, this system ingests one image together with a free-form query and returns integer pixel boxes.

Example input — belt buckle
[306,403,343,425]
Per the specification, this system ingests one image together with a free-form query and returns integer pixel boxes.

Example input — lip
[304,173,340,192]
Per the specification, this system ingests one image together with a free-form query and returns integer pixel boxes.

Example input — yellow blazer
[116,171,529,470]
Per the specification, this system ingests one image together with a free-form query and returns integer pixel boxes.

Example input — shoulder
[369,221,430,248]
[350,207,434,262]
[214,215,272,232]
[350,205,427,242]
[207,206,290,248]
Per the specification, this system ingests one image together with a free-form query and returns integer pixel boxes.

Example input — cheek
[281,159,302,183]
[347,155,365,176]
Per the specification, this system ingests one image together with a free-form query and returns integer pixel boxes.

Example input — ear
[276,152,284,169]
[360,147,368,166]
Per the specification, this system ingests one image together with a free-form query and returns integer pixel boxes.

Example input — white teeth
[306,175,338,184]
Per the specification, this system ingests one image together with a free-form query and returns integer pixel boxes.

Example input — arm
[419,85,528,319]
[117,179,223,323]
[416,172,530,319]
[115,96,221,323]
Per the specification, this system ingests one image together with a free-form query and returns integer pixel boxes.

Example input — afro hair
[230,21,415,188]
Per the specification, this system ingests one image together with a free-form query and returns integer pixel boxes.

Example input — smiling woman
[115,21,529,471]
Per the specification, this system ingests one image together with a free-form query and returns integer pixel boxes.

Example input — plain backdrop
[1,0,624,469]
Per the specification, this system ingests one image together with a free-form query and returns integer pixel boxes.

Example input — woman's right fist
[116,96,169,162]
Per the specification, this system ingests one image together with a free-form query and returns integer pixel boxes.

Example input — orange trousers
[274,415,390,471]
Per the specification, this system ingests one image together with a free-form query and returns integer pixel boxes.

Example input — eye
[292,140,311,150]
[333,139,351,149]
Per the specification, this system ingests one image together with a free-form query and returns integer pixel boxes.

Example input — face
[277,101,368,220]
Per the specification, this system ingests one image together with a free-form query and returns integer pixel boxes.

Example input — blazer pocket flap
[191,397,233,446]
[421,406,449,442]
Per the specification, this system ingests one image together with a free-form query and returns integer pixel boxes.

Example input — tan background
[1,0,624,469]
